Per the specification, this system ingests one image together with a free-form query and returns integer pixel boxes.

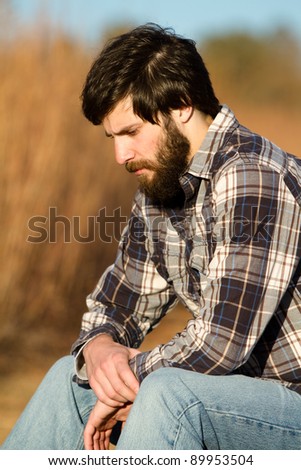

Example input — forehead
[103,97,142,133]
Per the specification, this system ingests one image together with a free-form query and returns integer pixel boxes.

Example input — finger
[90,370,128,406]
[117,365,140,396]
[93,431,101,451]
[102,357,140,398]
[104,429,112,450]
[91,366,138,405]
[84,424,94,450]
[96,430,110,450]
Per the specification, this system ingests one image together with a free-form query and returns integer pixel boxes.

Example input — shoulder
[211,125,301,190]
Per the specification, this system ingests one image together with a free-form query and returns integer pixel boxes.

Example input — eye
[128,129,138,136]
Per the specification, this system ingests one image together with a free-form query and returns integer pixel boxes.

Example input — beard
[126,118,191,208]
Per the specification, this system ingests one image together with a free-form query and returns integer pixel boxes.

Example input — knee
[139,368,174,394]
[125,368,180,429]
[137,367,186,409]
[45,355,74,382]
[140,367,197,392]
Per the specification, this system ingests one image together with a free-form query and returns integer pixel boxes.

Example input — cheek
[137,137,160,159]
[135,123,164,158]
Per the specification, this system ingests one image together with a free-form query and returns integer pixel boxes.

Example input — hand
[84,400,133,450]
[83,334,141,406]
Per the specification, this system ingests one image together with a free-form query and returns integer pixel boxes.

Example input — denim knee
[137,367,187,412]
[50,355,74,371]
[44,355,74,383]
[139,368,177,396]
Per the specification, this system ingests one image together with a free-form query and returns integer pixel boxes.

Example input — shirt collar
[186,104,239,180]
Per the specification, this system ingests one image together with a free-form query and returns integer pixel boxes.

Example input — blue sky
[13,0,301,44]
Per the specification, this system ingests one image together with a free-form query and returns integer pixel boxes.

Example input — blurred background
[1,0,301,444]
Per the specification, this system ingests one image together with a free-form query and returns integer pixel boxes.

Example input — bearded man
[3,23,301,450]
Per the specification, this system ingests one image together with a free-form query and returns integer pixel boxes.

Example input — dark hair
[81,23,220,125]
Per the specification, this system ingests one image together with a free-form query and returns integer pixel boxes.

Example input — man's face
[103,97,191,206]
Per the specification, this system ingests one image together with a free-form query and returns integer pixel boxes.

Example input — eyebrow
[104,124,141,138]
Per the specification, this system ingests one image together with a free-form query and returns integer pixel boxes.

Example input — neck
[186,110,213,162]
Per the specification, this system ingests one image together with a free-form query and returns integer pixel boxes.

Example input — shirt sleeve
[71,191,178,381]
[129,162,301,382]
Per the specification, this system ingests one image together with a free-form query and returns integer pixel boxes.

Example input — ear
[171,106,193,124]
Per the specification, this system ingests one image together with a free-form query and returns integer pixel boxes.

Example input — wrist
[83,333,115,359]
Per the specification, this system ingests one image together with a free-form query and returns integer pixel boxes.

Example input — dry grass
[0,30,137,444]
[0,32,135,348]
[1,26,301,445]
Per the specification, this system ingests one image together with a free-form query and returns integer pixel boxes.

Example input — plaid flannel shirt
[72,105,301,394]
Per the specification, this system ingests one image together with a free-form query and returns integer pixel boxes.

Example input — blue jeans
[1,355,301,449]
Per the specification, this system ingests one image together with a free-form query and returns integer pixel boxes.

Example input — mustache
[125,160,158,173]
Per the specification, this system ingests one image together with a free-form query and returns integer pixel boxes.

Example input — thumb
[128,348,142,360]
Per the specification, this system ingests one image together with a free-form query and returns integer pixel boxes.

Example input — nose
[114,139,135,165]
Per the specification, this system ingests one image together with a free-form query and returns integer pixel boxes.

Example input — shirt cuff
[128,351,152,383]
